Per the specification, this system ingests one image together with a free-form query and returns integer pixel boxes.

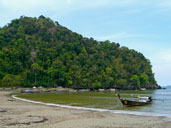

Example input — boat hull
[120,99,152,107]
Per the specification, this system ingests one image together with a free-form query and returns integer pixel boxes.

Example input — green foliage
[1,74,22,87]
[116,79,127,89]
[140,73,149,86]
[0,16,159,89]
[92,81,102,90]
[130,75,140,89]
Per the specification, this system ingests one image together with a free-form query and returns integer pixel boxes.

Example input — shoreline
[13,95,171,118]
[0,91,171,128]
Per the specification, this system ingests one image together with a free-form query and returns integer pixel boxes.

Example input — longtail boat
[118,94,152,107]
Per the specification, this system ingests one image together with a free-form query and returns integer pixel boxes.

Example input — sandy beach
[0,91,171,128]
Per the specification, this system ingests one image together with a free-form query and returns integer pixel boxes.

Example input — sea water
[124,88,171,117]
[16,89,171,118]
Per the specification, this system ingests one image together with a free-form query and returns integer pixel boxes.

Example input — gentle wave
[12,95,171,118]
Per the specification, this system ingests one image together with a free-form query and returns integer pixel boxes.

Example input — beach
[0,91,171,128]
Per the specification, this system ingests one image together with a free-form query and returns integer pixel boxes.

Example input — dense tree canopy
[0,16,159,90]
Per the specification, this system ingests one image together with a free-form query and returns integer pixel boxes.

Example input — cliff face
[0,16,158,89]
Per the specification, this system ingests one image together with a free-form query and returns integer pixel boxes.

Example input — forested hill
[0,15,159,90]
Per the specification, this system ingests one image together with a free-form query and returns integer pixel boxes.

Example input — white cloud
[0,0,170,20]
[66,0,72,4]
[150,50,171,64]
[0,0,67,11]
[158,1,171,7]
[0,0,140,27]
[155,1,171,13]
[153,63,171,86]
[0,0,138,13]
[148,49,171,86]
[160,52,171,63]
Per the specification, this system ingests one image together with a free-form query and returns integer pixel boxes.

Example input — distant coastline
[165,85,171,89]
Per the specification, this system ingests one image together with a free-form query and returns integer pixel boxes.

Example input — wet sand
[0,91,171,128]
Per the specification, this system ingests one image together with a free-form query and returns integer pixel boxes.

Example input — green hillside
[0,15,159,90]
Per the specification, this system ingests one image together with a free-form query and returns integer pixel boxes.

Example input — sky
[0,0,171,86]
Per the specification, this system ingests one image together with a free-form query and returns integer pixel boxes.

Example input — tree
[140,73,149,87]
[116,79,127,89]
[31,63,42,86]
[0,16,158,89]
[130,75,140,89]
[1,74,22,88]
[92,81,102,90]
[47,68,56,86]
